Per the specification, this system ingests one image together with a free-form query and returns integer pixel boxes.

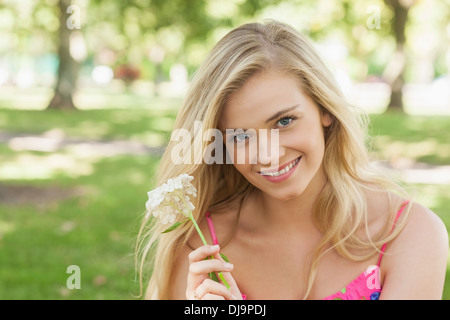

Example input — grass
[0,99,449,299]
[0,155,160,299]
[0,108,176,144]
[0,99,178,299]
[369,111,450,165]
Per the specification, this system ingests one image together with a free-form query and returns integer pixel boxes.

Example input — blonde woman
[136,21,448,300]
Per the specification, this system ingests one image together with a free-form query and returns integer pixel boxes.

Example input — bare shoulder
[365,188,447,247]
[381,200,449,299]
[363,187,448,298]
[391,201,448,259]
[407,202,447,243]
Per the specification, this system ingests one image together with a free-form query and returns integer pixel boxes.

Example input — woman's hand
[186,244,243,300]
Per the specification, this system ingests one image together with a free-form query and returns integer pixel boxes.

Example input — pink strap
[376,201,409,266]
[205,212,247,300]
[205,212,219,245]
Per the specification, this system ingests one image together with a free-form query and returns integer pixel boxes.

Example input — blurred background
[0,0,449,299]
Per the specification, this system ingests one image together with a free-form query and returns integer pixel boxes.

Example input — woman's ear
[321,112,332,127]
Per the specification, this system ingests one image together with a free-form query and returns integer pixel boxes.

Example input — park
[0,0,449,300]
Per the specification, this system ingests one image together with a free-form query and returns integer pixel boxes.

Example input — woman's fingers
[212,252,243,300]
[189,258,233,275]
[186,244,242,300]
[195,278,234,300]
[188,244,220,263]
[186,245,225,299]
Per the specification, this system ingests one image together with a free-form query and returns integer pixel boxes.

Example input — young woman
[136,21,448,300]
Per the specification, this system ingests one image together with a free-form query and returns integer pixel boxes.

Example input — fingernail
[224,262,233,270]
[212,244,220,251]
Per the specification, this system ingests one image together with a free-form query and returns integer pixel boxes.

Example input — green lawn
[0,100,449,299]
[369,112,450,166]
[0,155,159,299]
[0,101,179,299]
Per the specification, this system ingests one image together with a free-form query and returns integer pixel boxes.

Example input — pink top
[205,201,409,300]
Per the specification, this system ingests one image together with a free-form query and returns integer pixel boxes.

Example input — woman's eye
[277,117,293,127]
[234,133,249,142]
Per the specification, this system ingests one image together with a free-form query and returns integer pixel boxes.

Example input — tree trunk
[383,0,413,112]
[47,0,78,110]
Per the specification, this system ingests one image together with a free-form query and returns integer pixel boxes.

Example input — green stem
[187,210,231,291]
[189,211,208,246]
[172,193,231,291]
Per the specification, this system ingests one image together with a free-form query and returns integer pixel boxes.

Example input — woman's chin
[260,187,304,202]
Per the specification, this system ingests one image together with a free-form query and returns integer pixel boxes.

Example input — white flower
[145,174,197,224]
[144,174,232,290]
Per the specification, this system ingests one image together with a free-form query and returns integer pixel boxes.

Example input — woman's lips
[258,156,301,182]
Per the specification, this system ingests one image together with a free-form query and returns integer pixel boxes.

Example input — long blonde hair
[135,20,411,299]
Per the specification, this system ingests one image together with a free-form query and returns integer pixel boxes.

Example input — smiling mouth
[258,156,301,177]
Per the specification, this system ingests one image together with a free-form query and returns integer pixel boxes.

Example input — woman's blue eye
[277,117,293,127]
[234,133,249,142]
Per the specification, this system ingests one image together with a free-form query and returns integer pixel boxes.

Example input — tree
[85,0,281,67]
[47,0,281,105]
[47,0,79,110]
[383,0,415,111]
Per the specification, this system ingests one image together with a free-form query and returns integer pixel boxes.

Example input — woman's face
[219,70,332,201]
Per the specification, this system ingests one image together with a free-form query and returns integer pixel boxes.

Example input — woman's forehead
[219,71,311,129]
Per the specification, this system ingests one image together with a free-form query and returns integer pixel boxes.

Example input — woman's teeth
[260,157,300,177]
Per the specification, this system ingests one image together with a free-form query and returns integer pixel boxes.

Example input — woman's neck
[253,167,328,232]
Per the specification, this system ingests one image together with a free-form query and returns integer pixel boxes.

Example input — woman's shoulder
[388,200,448,258]
[376,194,449,298]
[366,188,447,248]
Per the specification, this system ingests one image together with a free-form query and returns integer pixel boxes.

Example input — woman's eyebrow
[221,104,301,132]
[265,104,300,124]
